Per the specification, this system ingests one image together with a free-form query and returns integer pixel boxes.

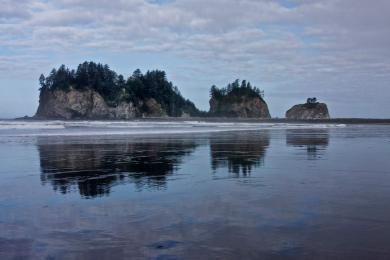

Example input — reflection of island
[210,131,270,176]
[286,129,329,159]
[38,138,198,198]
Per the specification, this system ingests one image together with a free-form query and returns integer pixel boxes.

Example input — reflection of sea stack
[210,131,270,176]
[38,138,198,197]
[286,129,329,159]
[286,98,330,120]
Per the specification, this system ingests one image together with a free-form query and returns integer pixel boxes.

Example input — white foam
[0,120,347,137]
[0,121,65,130]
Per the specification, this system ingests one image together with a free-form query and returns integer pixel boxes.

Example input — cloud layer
[1,0,390,117]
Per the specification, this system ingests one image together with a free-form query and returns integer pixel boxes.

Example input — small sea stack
[209,80,271,118]
[286,98,330,120]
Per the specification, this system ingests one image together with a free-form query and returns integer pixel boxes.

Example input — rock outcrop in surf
[286,98,330,120]
[35,62,203,119]
[208,80,271,118]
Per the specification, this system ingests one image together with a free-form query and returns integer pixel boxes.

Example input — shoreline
[11,116,390,125]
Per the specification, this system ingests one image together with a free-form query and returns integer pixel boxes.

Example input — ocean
[0,120,390,259]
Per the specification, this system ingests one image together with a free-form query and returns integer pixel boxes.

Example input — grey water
[1,121,390,259]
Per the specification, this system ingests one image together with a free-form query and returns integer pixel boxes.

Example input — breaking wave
[0,120,346,137]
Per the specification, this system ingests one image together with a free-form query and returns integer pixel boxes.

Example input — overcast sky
[1,0,390,118]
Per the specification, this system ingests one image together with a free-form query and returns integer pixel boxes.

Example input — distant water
[1,120,390,259]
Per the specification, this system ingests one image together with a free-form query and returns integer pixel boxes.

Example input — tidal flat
[0,121,390,259]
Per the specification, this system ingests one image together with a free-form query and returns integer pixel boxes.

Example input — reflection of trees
[38,138,198,198]
[286,129,329,159]
[210,131,270,176]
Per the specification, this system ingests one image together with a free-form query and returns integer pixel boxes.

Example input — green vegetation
[209,79,264,103]
[305,97,319,108]
[39,61,203,117]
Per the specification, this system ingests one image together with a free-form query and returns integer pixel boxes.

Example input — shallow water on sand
[1,122,390,259]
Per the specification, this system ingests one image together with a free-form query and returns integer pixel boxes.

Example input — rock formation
[209,96,271,118]
[35,62,203,119]
[208,79,271,118]
[285,101,330,120]
[35,88,166,119]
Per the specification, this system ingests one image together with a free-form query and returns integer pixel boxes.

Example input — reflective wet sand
[1,126,390,259]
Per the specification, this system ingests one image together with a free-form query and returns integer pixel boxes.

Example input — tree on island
[306,97,318,104]
[305,97,319,108]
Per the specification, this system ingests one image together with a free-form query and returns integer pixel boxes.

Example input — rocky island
[35,62,203,119]
[35,62,272,120]
[209,80,271,118]
[286,98,330,120]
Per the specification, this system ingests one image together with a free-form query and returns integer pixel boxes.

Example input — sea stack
[34,62,202,119]
[209,80,271,118]
[286,98,330,120]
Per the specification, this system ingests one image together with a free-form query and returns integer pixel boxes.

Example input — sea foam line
[0,120,346,130]
[0,121,346,137]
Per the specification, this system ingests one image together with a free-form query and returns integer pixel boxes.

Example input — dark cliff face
[35,88,165,120]
[285,103,330,120]
[209,96,271,118]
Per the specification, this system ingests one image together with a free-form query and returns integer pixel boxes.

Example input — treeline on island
[210,80,264,102]
[36,61,270,119]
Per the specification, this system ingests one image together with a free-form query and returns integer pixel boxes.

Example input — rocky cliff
[209,96,271,118]
[285,103,330,120]
[35,88,166,120]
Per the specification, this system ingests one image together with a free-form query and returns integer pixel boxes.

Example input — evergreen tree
[39,74,46,89]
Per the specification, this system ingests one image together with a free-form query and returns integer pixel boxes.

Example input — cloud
[0,0,390,117]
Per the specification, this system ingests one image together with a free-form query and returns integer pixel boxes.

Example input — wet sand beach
[1,121,390,259]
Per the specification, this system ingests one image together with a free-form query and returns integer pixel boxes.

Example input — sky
[1,0,390,118]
